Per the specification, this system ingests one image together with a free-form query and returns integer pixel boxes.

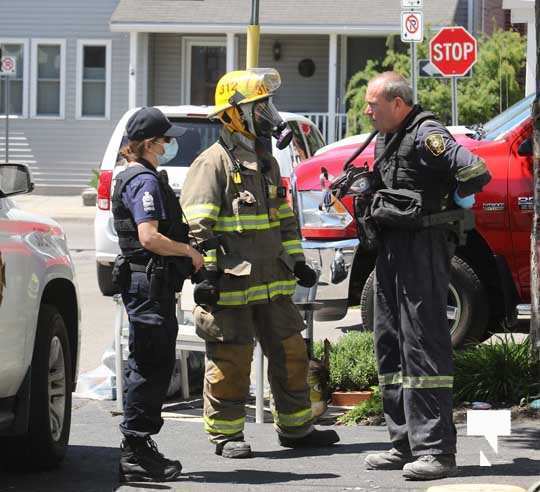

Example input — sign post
[400,4,424,104]
[1,56,17,164]
[429,26,477,125]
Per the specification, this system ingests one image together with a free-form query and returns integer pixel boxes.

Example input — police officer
[112,107,204,482]
[180,69,340,458]
[361,72,491,480]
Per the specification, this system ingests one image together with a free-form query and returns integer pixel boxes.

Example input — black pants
[119,272,178,438]
[373,227,457,456]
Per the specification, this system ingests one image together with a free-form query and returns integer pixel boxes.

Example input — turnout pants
[120,271,179,438]
[194,296,313,444]
[374,227,457,456]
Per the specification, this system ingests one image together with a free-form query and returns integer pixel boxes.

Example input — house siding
[0,0,130,193]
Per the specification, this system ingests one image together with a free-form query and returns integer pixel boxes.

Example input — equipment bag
[371,188,423,230]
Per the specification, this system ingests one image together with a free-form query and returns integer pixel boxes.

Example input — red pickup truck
[294,94,535,347]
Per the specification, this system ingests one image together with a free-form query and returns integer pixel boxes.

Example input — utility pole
[246,0,260,69]
[530,0,540,357]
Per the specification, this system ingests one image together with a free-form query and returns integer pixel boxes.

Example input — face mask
[251,100,293,150]
[156,138,178,166]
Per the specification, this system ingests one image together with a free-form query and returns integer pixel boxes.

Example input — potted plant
[314,332,379,407]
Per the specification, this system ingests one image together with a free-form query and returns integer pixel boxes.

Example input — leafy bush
[337,386,383,425]
[454,335,540,405]
[313,332,378,391]
[89,169,99,190]
[346,28,526,134]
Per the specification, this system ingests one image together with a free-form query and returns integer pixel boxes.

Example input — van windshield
[116,117,221,167]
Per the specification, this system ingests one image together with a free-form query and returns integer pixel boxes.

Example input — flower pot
[331,390,373,407]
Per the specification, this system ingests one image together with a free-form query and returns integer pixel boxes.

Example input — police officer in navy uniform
[361,72,491,480]
[112,107,204,482]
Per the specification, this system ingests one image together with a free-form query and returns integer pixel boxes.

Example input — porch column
[129,31,138,109]
[327,33,338,143]
[226,33,236,72]
[526,20,536,96]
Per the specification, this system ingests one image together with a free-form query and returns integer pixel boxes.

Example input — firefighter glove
[193,271,220,307]
[294,261,317,288]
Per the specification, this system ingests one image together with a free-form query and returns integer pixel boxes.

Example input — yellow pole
[246,0,261,69]
[246,24,261,69]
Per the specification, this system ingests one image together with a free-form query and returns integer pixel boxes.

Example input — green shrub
[89,169,99,190]
[314,332,378,391]
[337,386,383,425]
[454,335,540,405]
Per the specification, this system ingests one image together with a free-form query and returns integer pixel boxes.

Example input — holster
[111,255,130,293]
[354,195,380,252]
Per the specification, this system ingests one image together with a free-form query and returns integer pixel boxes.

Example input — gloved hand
[294,261,318,288]
[193,270,220,307]
[453,189,475,209]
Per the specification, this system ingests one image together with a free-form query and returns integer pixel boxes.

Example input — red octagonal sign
[429,26,477,77]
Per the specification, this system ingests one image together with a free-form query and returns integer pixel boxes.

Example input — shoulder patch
[142,191,155,212]
[425,134,446,157]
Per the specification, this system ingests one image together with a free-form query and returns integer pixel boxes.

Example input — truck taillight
[97,170,113,210]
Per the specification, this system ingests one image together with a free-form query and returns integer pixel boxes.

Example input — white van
[94,105,325,295]
[0,163,80,469]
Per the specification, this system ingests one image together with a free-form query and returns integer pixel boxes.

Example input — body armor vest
[374,111,453,213]
[111,161,187,260]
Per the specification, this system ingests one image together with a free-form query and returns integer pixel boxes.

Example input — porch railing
[302,112,350,144]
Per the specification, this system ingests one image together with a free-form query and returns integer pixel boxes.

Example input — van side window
[301,122,325,156]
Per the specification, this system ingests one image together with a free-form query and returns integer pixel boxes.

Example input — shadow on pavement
[458,458,540,478]
[178,469,339,485]
[255,441,390,459]
[0,444,119,492]
[505,426,540,451]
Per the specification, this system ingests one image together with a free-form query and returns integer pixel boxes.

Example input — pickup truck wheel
[97,262,116,296]
[360,256,489,349]
[0,304,72,470]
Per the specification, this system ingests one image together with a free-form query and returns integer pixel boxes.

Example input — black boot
[119,436,182,483]
[215,439,253,459]
[278,429,340,448]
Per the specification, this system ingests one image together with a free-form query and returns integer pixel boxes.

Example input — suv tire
[97,262,116,296]
[360,256,489,348]
[0,304,72,470]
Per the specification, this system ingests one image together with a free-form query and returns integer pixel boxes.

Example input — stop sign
[429,26,477,77]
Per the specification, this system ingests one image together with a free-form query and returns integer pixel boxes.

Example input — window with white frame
[0,40,28,116]
[77,40,111,119]
[31,39,65,118]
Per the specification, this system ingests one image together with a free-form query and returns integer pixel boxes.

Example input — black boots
[215,439,253,458]
[278,429,340,448]
[119,436,182,483]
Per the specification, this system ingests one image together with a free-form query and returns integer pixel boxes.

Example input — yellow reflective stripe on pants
[277,203,294,219]
[379,371,403,386]
[184,203,220,221]
[282,239,303,256]
[217,280,297,306]
[402,375,454,389]
[214,213,281,232]
[203,415,245,435]
[272,407,312,428]
[204,249,217,266]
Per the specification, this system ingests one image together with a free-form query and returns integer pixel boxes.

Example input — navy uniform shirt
[121,165,167,227]
[414,119,491,196]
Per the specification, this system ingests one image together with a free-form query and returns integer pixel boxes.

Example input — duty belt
[421,209,475,245]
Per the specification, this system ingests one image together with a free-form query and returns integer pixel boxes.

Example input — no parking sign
[1,56,16,75]
[401,11,423,43]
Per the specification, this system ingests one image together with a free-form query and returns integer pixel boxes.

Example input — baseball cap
[126,107,187,141]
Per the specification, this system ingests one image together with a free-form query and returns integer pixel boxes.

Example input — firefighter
[180,68,340,458]
[361,72,491,480]
[112,107,204,482]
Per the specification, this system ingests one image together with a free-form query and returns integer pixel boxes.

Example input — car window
[116,117,221,167]
[289,121,309,168]
[482,94,534,141]
[300,121,325,156]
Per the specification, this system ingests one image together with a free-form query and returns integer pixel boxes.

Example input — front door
[182,38,226,106]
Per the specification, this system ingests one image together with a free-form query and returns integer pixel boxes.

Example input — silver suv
[0,163,80,469]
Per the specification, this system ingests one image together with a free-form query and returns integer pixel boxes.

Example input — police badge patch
[425,134,446,156]
[142,191,155,212]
